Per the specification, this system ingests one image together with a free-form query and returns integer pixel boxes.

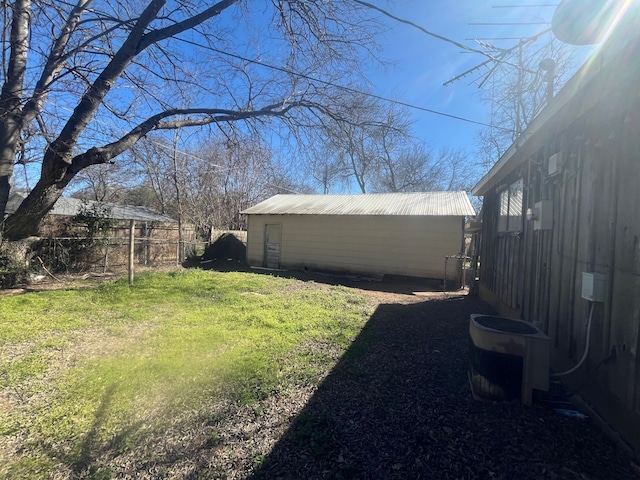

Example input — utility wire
[174,36,515,133]
[351,1,534,88]
[45,101,304,194]
[353,0,490,55]
[492,4,558,8]
[25,0,515,132]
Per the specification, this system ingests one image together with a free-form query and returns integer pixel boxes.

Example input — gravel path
[251,292,640,480]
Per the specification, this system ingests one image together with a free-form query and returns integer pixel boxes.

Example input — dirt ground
[3,264,640,479]
[0,264,181,297]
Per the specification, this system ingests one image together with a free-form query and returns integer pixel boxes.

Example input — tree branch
[69,101,306,173]
[137,0,238,52]
[21,0,93,126]
[0,0,30,113]
[43,0,167,169]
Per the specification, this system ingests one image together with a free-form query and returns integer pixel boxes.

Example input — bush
[31,202,115,274]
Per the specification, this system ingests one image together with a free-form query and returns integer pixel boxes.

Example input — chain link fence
[443,254,470,292]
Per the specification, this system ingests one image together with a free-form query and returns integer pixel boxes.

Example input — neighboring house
[6,192,195,269]
[241,192,474,281]
[472,15,640,448]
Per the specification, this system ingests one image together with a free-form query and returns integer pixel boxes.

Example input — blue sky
[361,0,585,153]
[18,1,599,195]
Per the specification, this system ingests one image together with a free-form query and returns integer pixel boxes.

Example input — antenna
[447,4,560,137]
[442,30,548,87]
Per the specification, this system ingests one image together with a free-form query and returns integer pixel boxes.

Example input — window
[498,179,523,233]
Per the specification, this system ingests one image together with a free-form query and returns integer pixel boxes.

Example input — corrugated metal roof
[6,192,177,223]
[241,192,475,216]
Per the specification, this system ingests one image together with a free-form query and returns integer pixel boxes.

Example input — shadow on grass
[248,295,637,480]
[31,384,146,480]
[249,294,495,479]
[192,258,444,297]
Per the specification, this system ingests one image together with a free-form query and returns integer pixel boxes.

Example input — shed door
[264,224,281,268]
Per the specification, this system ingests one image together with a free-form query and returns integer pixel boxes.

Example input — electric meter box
[548,152,563,177]
[581,272,606,302]
[533,200,553,230]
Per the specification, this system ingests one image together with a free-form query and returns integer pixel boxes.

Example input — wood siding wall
[478,80,640,448]
[246,214,465,279]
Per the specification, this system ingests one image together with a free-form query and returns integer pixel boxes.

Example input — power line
[20,1,515,133]
[492,4,558,8]
[352,0,537,82]
[173,36,514,133]
[353,0,497,57]
[469,22,549,25]
[41,0,514,132]
[465,37,538,40]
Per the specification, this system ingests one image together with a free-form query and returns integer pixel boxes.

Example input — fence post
[103,242,109,274]
[443,256,448,292]
[128,219,135,285]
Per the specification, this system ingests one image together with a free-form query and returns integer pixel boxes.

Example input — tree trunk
[0,112,23,218]
[0,176,11,220]
[0,237,33,288]
[3,177,68,240]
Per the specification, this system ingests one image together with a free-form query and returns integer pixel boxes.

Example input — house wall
[478,62,640,448]
[246,214,465,279]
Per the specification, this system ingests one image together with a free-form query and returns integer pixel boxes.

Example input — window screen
[498,179,523,233]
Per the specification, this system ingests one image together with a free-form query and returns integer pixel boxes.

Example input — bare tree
[374,144,439,193]
[312,96,473,195]
[0,0,382,241]
[184,138,275,233]
[130,132,298,238]
[316,94,409,193]
[129,140,172,212]
[69,161,138,202]
[303,141,349,194]
[474,35,576,168]
[373,144,473,193]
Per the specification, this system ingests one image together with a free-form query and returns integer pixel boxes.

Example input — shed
[471,7,640,449]
[241,192,474,280]
[6,192,195,271]
[5,192,177,224]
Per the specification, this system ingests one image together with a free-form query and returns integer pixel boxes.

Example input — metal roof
[241,192,475,216]
[6,192,177,223]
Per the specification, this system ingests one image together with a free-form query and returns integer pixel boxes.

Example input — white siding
[246,214,464,279]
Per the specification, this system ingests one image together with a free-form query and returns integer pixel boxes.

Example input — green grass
[0,269,373,479]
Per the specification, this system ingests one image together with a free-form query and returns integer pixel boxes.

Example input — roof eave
[472,28,631,197]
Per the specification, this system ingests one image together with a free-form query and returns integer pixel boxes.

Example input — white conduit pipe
[552,302,595,377]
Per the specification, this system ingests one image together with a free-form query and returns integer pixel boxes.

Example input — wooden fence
[34,221,198,273]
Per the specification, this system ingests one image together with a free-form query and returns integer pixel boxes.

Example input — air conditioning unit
[469,314,550,406]
[548,152,563,176]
